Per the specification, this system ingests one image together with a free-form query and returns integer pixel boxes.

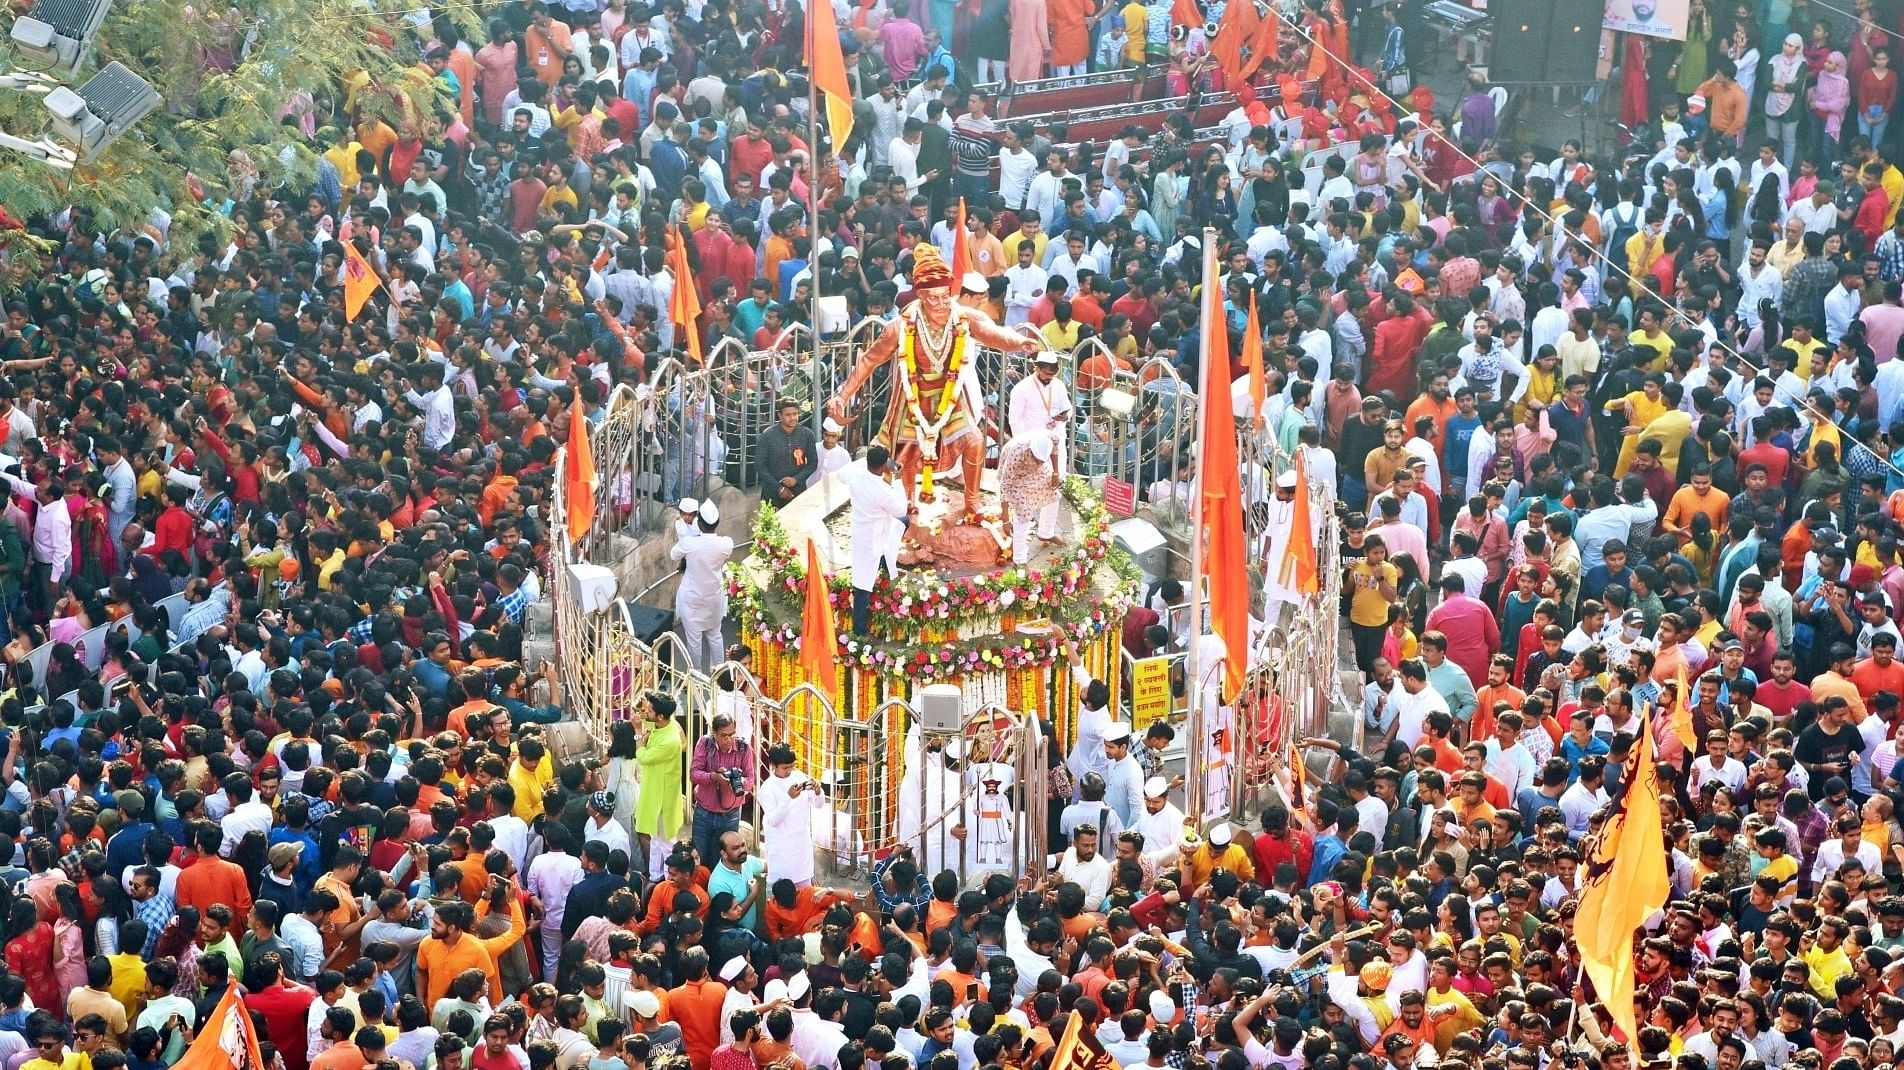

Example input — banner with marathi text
[1603,0,1687,41]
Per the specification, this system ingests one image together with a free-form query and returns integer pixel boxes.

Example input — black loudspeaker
[1491,0,1599,83]
[624,603,677,645]
[1545,12,1600,82]
[1489,0,1551,84]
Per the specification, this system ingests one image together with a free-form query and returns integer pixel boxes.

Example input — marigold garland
[729,478,1141,680]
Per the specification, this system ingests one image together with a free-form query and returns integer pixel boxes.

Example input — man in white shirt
[1002,243,1045,325]
[1388,659,1450,749]
[1483,711,1537,799]
[1023,151,1075,229]
[998,125,1039,210]
[1056,825,1114,904]
[1046,232,1099,297]
[889,120,932,195]
[402,363,456,449]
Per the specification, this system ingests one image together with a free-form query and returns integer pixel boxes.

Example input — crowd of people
[19,0,1904,1067]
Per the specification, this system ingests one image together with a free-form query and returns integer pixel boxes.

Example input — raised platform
[731,473,1136,747]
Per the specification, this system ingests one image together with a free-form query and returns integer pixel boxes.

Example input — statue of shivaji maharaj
[824,243,1042,522]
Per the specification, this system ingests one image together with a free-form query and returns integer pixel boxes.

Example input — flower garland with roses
[728,478,1141,679]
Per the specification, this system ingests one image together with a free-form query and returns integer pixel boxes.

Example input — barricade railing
[551,331,1348,856]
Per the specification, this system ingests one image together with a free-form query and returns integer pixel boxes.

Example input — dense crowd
[15,0,1904,1069]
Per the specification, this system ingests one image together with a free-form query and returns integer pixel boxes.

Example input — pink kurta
[1008,0,1050,81]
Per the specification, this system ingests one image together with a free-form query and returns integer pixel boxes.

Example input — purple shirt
[1459,92,1497,143]
[689,736,756,813]
[879,18,926,81]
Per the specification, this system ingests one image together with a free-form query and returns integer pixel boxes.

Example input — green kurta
[635,719,686,838]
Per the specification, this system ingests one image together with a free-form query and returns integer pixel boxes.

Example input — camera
[724,767,745,792]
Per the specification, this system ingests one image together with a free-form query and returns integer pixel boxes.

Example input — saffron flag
[1242,291,1266,428]
[951,197,972,281]
[1280,452,1319,595]
[342,240,380,322]
[564,397,596,546]
[174,986,266,1070]
[1671,662,1697,751]
[1050,1007,1117,1070]
[1170,0,1204,28]
[1197,259,1250,704]
[1242,5,1282,82]
[1574,715,1670,1047]
[808,0,855,153]
[667,226,703,364]
[801,538,840,700]
[1209,0,1262,88]
[1287,740,1313,829]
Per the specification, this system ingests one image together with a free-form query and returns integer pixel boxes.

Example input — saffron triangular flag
[1210,0,1262,90]
[1280,452,1319,595]
[1671,662,1697,751]
[667,226,703,364]
[801,538,840,700]
[564,397,596,546]
[1197,264,1250,704]
[174,986,266,1070]
[808,0,855,153]
[951,197,972,281]
[1574,716,1671,1046]
[342,240,381,322]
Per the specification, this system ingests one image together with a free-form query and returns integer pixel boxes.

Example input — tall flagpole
[1184,227,1218,823]
[807,9,827,440]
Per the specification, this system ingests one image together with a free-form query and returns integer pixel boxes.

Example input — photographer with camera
[688,713,756,873]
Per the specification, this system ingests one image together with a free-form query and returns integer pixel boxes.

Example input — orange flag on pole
[1210,0,1262,89]
[564,397,596,546]
[808,0,855,152]
[1242,291,1266,429]
[1197,269,1250,704]
[1575,716,1671,1045]
[801,539,839,700]
[951,197,972,281]
[1276,452,1319,597]
[174,986,265,1070]
[342,240,381,322]
[666,226,703,364]
[1671,662,1697,751]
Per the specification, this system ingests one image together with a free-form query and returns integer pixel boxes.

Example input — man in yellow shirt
[1803,915,1856,1000]
[1636,381,1695,475]
[1041,301,1084,350]
[22,1034,82,1070]
[1630,306,1675,369]
[1425,957,1486,1048]
[507,735,556,821]
[105,940,146,1025]
[1001,216,1048,268]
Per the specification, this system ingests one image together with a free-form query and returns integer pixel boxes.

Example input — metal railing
[549,329,1349,866]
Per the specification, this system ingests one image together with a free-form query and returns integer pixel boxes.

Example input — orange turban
[911,242,953,290]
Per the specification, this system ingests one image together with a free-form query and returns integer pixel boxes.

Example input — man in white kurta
[1007,353,1072,541]
[809,418,853,488]
[758,745,823,887]
[1133,776,1187,867]
[842,448,911,635]
[896,740,968,877]
[671,500,735,671]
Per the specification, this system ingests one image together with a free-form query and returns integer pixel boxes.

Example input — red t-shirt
[245,983,319,1070]
[1756,678,1812,722]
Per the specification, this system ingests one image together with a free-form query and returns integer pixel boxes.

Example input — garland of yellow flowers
[900,309,967,500]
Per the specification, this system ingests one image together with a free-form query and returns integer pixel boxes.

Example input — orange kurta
[1049,0,1094,67]
[666,978,729,1070]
